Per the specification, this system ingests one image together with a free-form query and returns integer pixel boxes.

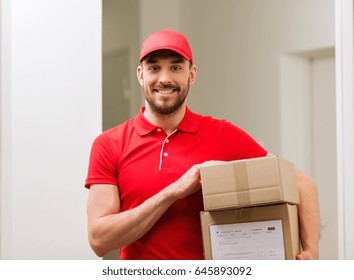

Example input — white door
[280,50,337,259]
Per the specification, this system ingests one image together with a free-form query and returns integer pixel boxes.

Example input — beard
[144,81,190,115]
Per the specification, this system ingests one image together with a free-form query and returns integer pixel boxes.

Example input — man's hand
[296,250,317,260]
[168,164,202,200]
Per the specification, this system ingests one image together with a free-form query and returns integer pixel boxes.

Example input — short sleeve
[222,121,268,160]
[84,133,118,188]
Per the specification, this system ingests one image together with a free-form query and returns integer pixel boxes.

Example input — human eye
[171,65,182,72]
[148,65,159,72]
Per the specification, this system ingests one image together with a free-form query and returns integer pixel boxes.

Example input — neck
[144,104,186,135]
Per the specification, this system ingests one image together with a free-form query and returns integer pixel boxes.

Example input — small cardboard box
[200,156,299,211]
[200,203,300,260]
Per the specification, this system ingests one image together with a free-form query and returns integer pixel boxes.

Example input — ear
[189,64,197,86]
[137,65,143,86]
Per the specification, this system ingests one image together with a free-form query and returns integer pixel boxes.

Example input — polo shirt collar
[133,106,199,136]
[178,107,199,133]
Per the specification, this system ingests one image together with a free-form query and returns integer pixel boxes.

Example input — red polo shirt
[85,107,267,259]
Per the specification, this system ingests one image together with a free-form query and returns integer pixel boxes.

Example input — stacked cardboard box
[200,155,301,260]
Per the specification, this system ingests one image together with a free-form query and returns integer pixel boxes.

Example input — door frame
[335,0,354,260]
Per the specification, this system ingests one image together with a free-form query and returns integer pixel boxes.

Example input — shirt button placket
[158,129,177,171]
[164,138,169,157]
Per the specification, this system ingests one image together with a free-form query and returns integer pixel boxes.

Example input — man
[85,30,319,260]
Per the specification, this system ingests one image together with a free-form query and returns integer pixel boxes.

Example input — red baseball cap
[139,30,193,63]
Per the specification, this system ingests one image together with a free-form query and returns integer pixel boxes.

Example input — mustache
[154,84,180,90]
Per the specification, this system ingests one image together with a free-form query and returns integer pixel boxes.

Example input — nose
[157,69,172,85]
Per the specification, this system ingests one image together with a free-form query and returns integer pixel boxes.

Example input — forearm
[296,169,320,259]
[89,184,179,257]
[88,164,201,257]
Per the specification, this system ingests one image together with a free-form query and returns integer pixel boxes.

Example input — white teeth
[157,89,174,94]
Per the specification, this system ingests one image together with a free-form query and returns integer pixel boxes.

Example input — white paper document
[210,220,285,260]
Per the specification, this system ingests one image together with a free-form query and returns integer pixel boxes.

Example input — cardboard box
[200,203,300,260]
[200,156,299,211]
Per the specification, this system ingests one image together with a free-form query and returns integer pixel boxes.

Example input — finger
[296,251,312,260]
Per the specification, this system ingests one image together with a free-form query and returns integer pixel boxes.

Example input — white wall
[1,0,101,259]
[0,0,13,258]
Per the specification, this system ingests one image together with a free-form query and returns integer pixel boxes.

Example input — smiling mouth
[154,89,175,95]
[153,86,180,95]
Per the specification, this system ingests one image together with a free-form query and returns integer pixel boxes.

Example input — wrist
[161,181,182,203]
[301,244,319,260]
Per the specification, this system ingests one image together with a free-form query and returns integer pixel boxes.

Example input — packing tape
[233,162,252,205]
